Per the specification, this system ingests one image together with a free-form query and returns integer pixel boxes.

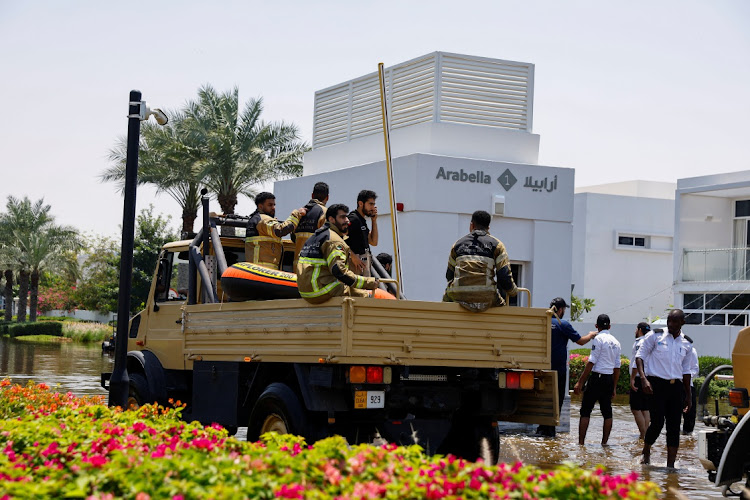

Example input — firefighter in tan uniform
[292,182,329,270]
[245,192,307,270]
[443,210,518,312]
[297,203,379,304]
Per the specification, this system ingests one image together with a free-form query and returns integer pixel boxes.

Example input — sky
[1,1,749,238]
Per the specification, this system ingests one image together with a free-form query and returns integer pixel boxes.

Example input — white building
[274,52,574,307]
[674,170,750,329]
[572,181,675,324]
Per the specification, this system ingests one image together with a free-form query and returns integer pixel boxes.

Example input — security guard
[629,322,652,440]
[297,203,379,304]
[636,309,693,468]
[443,210,518,311]
[573,314,621,445]
[245,192,307,270]
[293,182,329,269]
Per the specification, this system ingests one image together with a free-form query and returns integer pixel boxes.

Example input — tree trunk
[4,270,13,321]
[29,268,39,322]
[182,208,198,239]
[17,270,29,323]
[218,193,238,237]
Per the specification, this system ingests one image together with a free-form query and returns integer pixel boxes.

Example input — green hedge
[8,321,63,338]
[698,356,732,377]
[0,320,13,335]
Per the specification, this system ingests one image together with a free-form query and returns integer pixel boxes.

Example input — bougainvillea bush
[0,380,661,499]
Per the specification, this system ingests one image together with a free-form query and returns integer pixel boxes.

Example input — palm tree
[103,111,203,238]
[183,85,308,230]
[22,230,82,321]
[0,196,81,322]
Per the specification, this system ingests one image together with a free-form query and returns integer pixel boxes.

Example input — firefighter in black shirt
[347,189,379,277]
[443,210,518,312]
[293,182,329,269]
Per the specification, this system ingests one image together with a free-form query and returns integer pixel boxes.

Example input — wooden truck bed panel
[348,300,550,370]
[182,297,551,369]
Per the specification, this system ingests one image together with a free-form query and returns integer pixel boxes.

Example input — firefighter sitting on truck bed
[245,192,307,270]
[443,210,518,312]
[297,203,380,304]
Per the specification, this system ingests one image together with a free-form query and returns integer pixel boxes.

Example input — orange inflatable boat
[220,262,396,301]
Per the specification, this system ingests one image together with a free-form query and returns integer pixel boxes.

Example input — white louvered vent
[312,52,534,149]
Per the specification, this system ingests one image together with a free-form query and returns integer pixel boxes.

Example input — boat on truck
[101,206,560,463]
[697,328,750,497]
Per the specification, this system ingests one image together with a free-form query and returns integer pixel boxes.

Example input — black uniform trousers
[682,380,698,433]
[645,376,686,448]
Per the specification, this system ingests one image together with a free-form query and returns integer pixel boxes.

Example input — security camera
[139,102,169,125]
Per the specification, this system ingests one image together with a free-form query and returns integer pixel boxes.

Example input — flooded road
[0,336,112,396]
[499,395,731,499]
[0,336,735,497]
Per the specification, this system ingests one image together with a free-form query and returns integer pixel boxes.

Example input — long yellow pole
[377,62,403,298]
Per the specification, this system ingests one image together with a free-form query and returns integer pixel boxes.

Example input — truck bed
[181,297,552,370]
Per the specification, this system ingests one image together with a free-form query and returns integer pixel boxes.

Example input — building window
[682,292,750,326]
[618,234,648,248]
[736,200,750,218]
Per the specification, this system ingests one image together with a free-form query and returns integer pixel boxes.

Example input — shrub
[8,321,63,338]
[0,380,662,499]
[698,356,732,377]
[62,321,111,343]
[694,376,734,399]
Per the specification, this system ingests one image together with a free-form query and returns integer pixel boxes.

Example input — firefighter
[443,210,518,312]
[292,182,329,269]
[297,203,379,304]
[245,192,307,270]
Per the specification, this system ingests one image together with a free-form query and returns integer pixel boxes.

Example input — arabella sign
[435,167,491,184]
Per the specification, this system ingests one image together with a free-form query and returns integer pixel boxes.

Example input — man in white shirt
[629,322,652,439]
[573,314,622,445]
[636,309,693,468]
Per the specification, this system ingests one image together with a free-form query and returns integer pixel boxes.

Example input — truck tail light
[499,370,535,390]
[520,371,534,390]
[729,388,749,408]
[349,366,366,384]
[506,372,520,389]
[366,366,383,383]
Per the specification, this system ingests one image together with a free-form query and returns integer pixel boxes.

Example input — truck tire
[439,415,499,464]
[247,383,308,442]
[127,373,152,410]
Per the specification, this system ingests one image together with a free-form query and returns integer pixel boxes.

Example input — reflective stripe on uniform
[326,249,346,266]
[355,275,365,288]
[246,236,278,243]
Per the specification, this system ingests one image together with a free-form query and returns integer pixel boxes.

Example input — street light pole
[108,90,143,408]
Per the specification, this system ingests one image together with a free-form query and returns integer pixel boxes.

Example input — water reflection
[0,337,112,396]
[498,396,732,499]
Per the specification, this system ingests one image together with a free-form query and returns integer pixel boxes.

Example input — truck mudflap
[715,409,750,486]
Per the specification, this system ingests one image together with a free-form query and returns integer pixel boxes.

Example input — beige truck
[102,213,558,462]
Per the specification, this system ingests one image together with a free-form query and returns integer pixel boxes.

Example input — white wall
[305,120,540,176]
[274,153,574,306]
[572,193,674,324]
[677,194,733,251]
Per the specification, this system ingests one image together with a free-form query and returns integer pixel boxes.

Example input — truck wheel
[127,373,151,410]
[247,383,307,442]
[440,416,499,464]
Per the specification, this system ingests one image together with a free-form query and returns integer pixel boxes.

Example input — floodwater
[498,395,736,499]
[0,336,738,498]
[0,336,112,396]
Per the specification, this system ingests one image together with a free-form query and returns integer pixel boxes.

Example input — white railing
[312,52,535,149]
[682,247,750,282]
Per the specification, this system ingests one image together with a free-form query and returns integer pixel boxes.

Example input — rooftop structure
[304,52,540,175]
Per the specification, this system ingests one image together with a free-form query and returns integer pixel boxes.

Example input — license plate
[354,390,385,409]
